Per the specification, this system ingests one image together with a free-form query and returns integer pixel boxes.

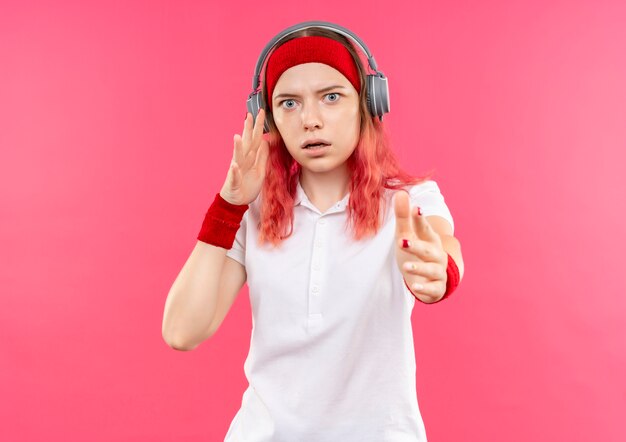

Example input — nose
[301,101,323,131]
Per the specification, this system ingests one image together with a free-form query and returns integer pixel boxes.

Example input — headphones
[246,20,390,133]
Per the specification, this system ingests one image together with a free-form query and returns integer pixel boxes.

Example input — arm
[162,241,227,350]
[161,241,246,351]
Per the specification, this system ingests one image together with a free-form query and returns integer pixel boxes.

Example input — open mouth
[303,142,331,150]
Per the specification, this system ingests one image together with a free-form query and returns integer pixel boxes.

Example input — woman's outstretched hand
[393,190,448,303]
[220,109,270,206]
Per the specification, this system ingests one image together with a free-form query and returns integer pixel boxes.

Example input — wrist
[197,193,249,249]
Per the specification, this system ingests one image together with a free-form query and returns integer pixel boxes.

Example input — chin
[303,161,342,173]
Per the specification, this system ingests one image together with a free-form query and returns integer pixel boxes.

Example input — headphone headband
[250,20,382,92]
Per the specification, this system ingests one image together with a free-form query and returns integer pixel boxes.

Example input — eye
[280,99,297,109]
[326,93,340,102]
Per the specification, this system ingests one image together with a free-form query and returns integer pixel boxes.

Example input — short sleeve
[408,180,455,234]
[225,210,247,266]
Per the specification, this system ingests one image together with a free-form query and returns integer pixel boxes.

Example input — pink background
[1,0,625,440]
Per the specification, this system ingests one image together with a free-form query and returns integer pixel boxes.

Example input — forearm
[162,241,227,350]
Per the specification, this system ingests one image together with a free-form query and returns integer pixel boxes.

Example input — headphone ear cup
[366,74,390,119]
[246,92,270,133]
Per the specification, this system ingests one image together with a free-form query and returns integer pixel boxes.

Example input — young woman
[163,22,464,442]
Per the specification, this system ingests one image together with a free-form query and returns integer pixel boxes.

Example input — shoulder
[399,180,455,233]
[386,179,443,199]
[404,180,449,207]
[383,179,445,207]
[406,179,442,196]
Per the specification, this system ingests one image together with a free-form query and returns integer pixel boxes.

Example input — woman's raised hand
[220,109,270,205]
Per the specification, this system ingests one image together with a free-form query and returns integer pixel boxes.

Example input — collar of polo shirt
[294,180,351,211]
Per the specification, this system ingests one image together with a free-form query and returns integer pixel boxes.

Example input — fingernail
[402,239,410,248]
[413,283,424,291]
[417,207,422,216]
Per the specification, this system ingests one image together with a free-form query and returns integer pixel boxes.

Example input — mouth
[302,143,331,156]
[301,139,332,150]
[302,142,331,150]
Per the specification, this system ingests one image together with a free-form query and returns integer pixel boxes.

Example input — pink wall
[1,0,625,440]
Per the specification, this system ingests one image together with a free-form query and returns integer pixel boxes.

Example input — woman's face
[271,62,361,173]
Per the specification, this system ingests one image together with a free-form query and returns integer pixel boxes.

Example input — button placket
[308,216,327,317]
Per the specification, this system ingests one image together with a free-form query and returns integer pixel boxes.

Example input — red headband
[265,36,361,111]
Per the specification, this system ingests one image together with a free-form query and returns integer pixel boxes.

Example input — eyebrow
[273,85,348,102]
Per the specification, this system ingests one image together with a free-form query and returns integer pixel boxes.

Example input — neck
[299,165,351,212]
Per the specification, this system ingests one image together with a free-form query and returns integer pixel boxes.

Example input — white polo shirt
[224,178,454,442]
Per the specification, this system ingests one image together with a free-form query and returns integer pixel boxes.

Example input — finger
[397,236,436,262]
[406,279,446,299]
[402,260,446,281]
[229,161,241,189]
[250,109,265,153]
[394,190,413,239]
[254,139,270,175]
[233,134,243,167]
[241,112,252,153]
[411,206,441,244]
